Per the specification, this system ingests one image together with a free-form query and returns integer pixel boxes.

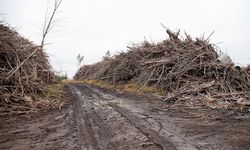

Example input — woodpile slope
[0,24,55,115]
[74,29,250,109]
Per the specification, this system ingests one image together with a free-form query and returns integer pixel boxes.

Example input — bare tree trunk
[41,0,62,49]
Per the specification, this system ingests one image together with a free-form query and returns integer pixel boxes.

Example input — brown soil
[0,84,249,150]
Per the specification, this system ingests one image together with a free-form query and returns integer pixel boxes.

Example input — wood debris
[74,29,250,110]
[0,24,55,115]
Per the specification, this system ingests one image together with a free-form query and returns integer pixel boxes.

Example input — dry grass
[63,79,163,95]
[121,83,164,95]
[62,79,113,89]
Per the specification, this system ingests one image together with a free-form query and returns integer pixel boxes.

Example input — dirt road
[0,84,250,150]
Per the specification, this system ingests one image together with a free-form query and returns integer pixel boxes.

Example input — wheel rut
[108,102,177,150]
[69,85,98,149]
[69,85,118,150]
[84,84,199,150]
[69,84,200,150]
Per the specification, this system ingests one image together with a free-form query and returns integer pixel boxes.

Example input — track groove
[108,103,177,150]
[89,108,117,150]
[69,85,98,149]
[86,85,198,150]
[70,85,118,150]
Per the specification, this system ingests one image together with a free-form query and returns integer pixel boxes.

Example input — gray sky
[1,0,250,78]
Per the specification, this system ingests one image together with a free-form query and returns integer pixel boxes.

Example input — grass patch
[37,84,66,110]
[43,84,64,98]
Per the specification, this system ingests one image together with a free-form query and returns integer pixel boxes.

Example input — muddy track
[69,84,183,150]
[0,84,250,150]
[69,85,98,149]
[108,103,177,150]
[69,84,170,149]
[77,84,250,150]
[69,85,117,150]
[82,85,198,150]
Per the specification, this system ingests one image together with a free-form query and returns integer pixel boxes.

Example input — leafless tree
[77,54,84,66]
[7,0,63,79]
[103,50,111,60]
[41,0,62,48]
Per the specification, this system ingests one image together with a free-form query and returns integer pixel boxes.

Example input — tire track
[89,108,117,150]
[108,102,177,150]
[86,85,198,150]
[69,85,117,150]
[83,85,177,150]
[68,85,98,149]
[70,84,199,150]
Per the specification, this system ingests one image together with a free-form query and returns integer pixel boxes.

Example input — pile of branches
[75,29,250,109]
[0,24,55,115]
[74,49,145,83]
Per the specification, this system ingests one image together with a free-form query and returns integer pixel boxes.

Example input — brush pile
[75,29,250,109]
[0,24,55,115]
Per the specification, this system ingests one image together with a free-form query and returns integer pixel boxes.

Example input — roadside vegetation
[62,79,164,96]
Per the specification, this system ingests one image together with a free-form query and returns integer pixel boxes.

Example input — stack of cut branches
[0,24,55,115]
[74,29,250,110]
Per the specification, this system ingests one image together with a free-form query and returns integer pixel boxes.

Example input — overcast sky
[1,0,249,78]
